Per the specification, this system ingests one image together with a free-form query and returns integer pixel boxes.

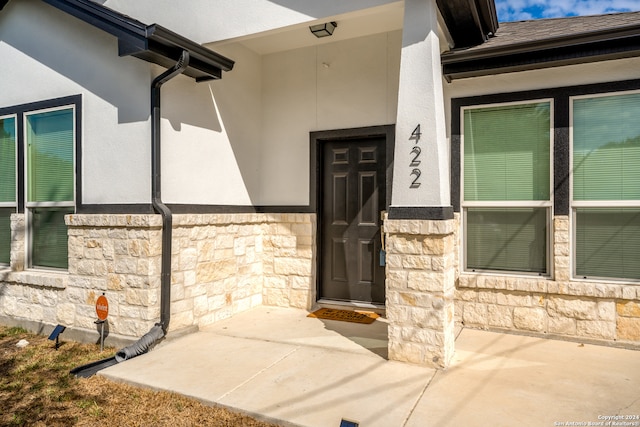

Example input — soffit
[209,1,460,56]
[212,2,405,56]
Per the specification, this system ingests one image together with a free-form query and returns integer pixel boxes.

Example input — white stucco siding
[103,0,401,45]
[259,31,402,205]
[259,46,317,206]
[315,32,400,129]
[161,31,401,206]
[161,44,262,205]
[0,0,153,205]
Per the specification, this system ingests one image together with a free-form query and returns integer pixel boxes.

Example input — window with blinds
[25,107,74,269]
[572,92,640,280]
[462,101,552,274]
[0,116,16,265]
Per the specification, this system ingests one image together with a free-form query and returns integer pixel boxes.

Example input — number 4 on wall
[410,124,421,141]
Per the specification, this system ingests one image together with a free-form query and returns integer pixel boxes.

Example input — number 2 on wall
[410,169,421,188]
[410,146,421,166]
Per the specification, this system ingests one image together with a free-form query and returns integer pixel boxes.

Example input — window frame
[23,104,77,271]
[569,89,640,282]
[460,98,555,277]
[0,96,81,272]
[0,114,18,266]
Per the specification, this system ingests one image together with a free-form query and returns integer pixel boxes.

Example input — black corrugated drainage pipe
[152,50,190,335]
[115,323,165,362]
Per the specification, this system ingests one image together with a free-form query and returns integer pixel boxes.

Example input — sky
[496,0,640,22]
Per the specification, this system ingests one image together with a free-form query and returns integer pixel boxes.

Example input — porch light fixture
[310,21,337,38]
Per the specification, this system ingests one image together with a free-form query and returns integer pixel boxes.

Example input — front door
[320,137,386,304]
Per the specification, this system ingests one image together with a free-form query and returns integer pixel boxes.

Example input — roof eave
[39,0,234,81]
[444,50,640,81]
[442,24,640,81]
[442,23,640,63]
[436,0,499,48]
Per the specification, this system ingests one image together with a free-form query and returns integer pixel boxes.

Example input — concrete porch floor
[101,306,640,427]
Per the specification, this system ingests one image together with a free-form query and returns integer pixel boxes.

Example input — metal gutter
[40,0,233,81]
[436,0,498,48]
[24,0,234,333]
[3,0,234,356]
[151,50,190,333]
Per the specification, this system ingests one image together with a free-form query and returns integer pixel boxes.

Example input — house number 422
[409,124,421,188]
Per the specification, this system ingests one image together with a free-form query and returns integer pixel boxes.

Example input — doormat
[307,308,379,324]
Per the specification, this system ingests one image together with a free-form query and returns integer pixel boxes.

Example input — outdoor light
[310,21,337,38]
[48,324,66,350]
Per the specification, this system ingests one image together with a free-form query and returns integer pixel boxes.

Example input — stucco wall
[259,30,402,205]
[2,0,405,208]
[161,30,402,206]
[161,43,263,205]
[0,0,153,205]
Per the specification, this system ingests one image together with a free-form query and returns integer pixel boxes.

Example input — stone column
[10,213,25,271]
[385,217,456,368]
[385,0,455,369]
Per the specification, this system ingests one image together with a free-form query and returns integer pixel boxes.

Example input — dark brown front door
[320,137,386,304]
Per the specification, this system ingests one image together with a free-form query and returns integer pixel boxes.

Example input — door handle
[379,211,386,266]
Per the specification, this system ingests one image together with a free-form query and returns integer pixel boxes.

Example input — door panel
[321,137,386,304]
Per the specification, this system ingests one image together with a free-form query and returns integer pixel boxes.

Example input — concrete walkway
[101,306,640,427]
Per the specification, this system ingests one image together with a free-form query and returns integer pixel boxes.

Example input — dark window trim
[77,204,321,215]
[0,95,82,213]
[387,206,454,220]
[76,204,155,215]
[451,78,640,216]
[167,205,317,214]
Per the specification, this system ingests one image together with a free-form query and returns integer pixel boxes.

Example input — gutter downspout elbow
[151,50,190,334]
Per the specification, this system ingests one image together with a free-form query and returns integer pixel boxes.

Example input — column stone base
[384,216,456,368]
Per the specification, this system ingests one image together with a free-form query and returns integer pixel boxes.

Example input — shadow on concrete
[316,316,389,359]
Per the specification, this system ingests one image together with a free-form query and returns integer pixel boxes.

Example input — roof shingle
[442,11,640,80]
[465,11,640,53]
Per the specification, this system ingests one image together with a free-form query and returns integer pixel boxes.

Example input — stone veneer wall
[384,216,457,368]
[0,214,162,345]
[1,214,70,330]
[170,213,315,331]
[261,214,316,310]
[455,214,640,346]
[0,213,315,341]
